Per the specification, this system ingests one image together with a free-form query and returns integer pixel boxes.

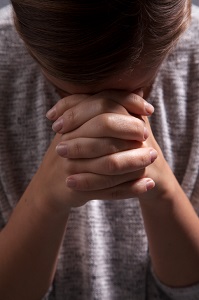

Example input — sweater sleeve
[147,264,199,300]
[146,7,199,299]
[146,169,199,300]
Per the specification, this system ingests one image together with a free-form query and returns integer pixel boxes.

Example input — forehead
[43,65,159,95]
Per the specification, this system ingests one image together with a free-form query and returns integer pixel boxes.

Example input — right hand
[37,90,157,211]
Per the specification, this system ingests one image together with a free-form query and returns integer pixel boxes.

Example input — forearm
[0,176,70,300]
[139,163,199,287]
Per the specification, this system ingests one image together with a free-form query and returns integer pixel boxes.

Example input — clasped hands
[44,90,167,208]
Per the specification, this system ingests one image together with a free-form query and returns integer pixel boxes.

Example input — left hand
[46,91,162,196]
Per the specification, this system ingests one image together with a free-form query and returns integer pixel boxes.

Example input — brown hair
[11,0,191,84]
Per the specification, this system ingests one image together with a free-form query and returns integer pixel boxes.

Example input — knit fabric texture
[0,4,199,300]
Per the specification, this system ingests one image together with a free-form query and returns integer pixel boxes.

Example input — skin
[43,67,159,203]
[0,67,160,299]
[44,68,199,288]
[0,45,199,299]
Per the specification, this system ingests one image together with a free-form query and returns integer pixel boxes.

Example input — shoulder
[0,5,13,25]
[178,4,199,48]
[191,4,199,29]
[0,4,40,96]
[0,5,33,70]
[168,5,199,61]
[161,4,199,82]
[0,4,18,49]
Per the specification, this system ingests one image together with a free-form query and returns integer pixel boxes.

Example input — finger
[66,169,145,191]
[100,90,154,116]
[46,94,88,120]
[66,148,158,176]
[67,178,155,201]
[51,91,154,133]
[51,96,127,133]
[47,90,154,123]
[56,138,142,159]
[62,113,149,142]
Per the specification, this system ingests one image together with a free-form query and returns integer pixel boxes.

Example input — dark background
[1,0,199,8]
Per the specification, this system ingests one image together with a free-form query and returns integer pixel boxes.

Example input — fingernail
[146,179,155,191]
[56,143,68,157]
[66,178,76,188]
[144,127,149,140]
[52,118,63,132]
[145,102,154,115]
[150,149,158,163]
[46,107,56,120]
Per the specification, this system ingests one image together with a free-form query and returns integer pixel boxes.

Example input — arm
[51,92,199,289]
[0,91,155,299]
[0,134,71,300]
[139,117,199,287]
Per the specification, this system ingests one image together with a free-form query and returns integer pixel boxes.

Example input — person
[0,0,199,299]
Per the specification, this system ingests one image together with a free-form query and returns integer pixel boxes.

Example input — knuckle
[101,114,112,130]
[128,181,142,197]
[73,141,82,157]
[140,153,150,168]
[94,115,109,133]
[107,142,120,154]
[81,176,92,190]
[133,119,144,137]
[106,155,119,174]
[66,109,76,123]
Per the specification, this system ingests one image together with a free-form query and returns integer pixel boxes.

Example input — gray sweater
[0,4,199,300]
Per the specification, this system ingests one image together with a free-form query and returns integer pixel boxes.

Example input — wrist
[139,158,178,207]
[26,169,72,219]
